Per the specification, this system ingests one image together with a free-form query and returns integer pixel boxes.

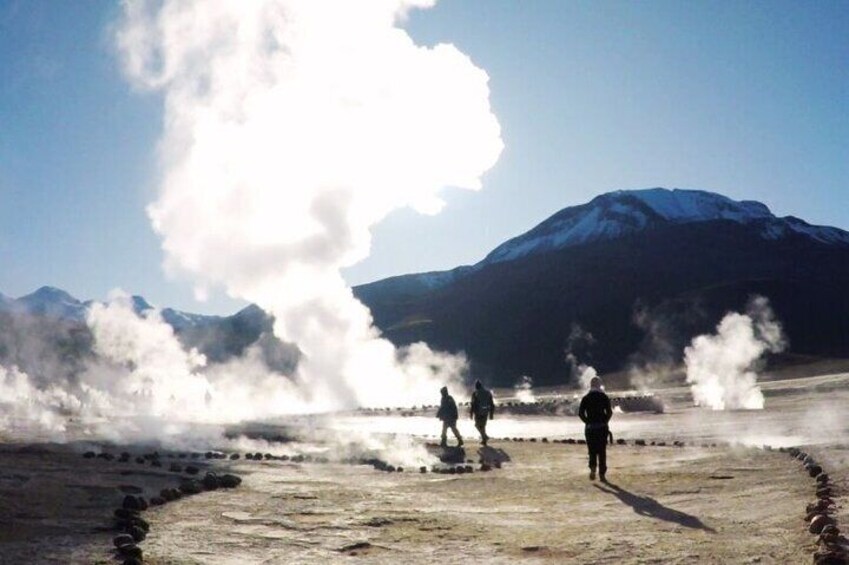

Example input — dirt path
[138,442,812,564]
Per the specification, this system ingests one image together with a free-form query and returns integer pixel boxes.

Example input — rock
[114,508,139,520]
[83,451,96,459]
[813,550,848,565]
[135,457,145,464]
[151,459,162,467]
[807,499,833,514]
[179,479,203,495]
[122,495,142,511]
[464,465,473,473]
[245,453,254,460]
[117,543,143,559]
[817,473,830,484]
[113,534,134,548]
[205,451,214,459]
[122,558,143,565]
[817,487,833,499]
[419,466,427,473]
[202,472,220,490]
[230,453,240,460]
[165,487,182,500]
[150,496,165,506]
[128,524,146,542]
[136,497,148,511]
[119,452,131,463]
[219,474,242,488]
[170,463,182,473]
[616,439,626,445]
[132,517,150,532]
[819,524,840,544]
[185,465,200,475]
[480,463,492,472]
[810,514,835,534]
[809,465,824,478]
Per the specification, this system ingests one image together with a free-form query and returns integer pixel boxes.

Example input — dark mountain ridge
[353,188,849,386]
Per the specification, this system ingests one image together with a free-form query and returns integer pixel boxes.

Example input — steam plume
[684,296,786,410]
[116,1,503,411]
[564,324,597,389]
[513,375,535,403]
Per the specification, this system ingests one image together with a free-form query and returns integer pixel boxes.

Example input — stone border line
[782,447,847,565]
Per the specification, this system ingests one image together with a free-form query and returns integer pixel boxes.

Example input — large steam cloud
[685,296,786,410]
[116,0,503,412]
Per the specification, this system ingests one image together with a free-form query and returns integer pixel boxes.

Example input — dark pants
[585,426,608,475]
[441,421,463,445]
[474,415,489,444]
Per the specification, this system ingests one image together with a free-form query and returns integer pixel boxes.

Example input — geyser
[684,296,786,410]
[116,0,503,412]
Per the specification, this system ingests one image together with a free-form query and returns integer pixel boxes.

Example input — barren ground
[0,371,847,564]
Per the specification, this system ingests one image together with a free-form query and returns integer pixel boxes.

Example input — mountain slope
[354,188,849,386]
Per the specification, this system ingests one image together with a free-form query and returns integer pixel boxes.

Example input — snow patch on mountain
[483,188,849,265]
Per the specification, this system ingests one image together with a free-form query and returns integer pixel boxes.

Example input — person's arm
[603,394,612,423]
[578,396,588,423]
[489,392,495,419]
[470,393,476,419]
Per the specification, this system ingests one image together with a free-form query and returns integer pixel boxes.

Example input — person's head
[590,376,603,391]
[474,379,482,390]
[440,386,448,396]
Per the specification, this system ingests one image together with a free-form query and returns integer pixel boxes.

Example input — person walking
[579,376,613,482]
[437,386,463,447]
[470,380,495,446]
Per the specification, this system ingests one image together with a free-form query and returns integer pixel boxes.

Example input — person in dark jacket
[470,380,495,446]
[437,386,463,447]
[579,376,613,481]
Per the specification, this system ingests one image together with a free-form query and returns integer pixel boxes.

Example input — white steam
[116,0,503,412]
[513,375,535,403]
[685,296,786,410]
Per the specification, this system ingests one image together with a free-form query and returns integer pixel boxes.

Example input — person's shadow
[594,482,716,533]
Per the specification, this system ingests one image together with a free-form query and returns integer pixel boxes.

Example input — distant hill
[0,287,296,380]
[353,188,849,386]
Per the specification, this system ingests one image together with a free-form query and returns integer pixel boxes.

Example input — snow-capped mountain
[483,188,849,264]
[0,286,221,330]
[354,187,849,386]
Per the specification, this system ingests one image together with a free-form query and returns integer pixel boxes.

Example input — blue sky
[1,1,846,314]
